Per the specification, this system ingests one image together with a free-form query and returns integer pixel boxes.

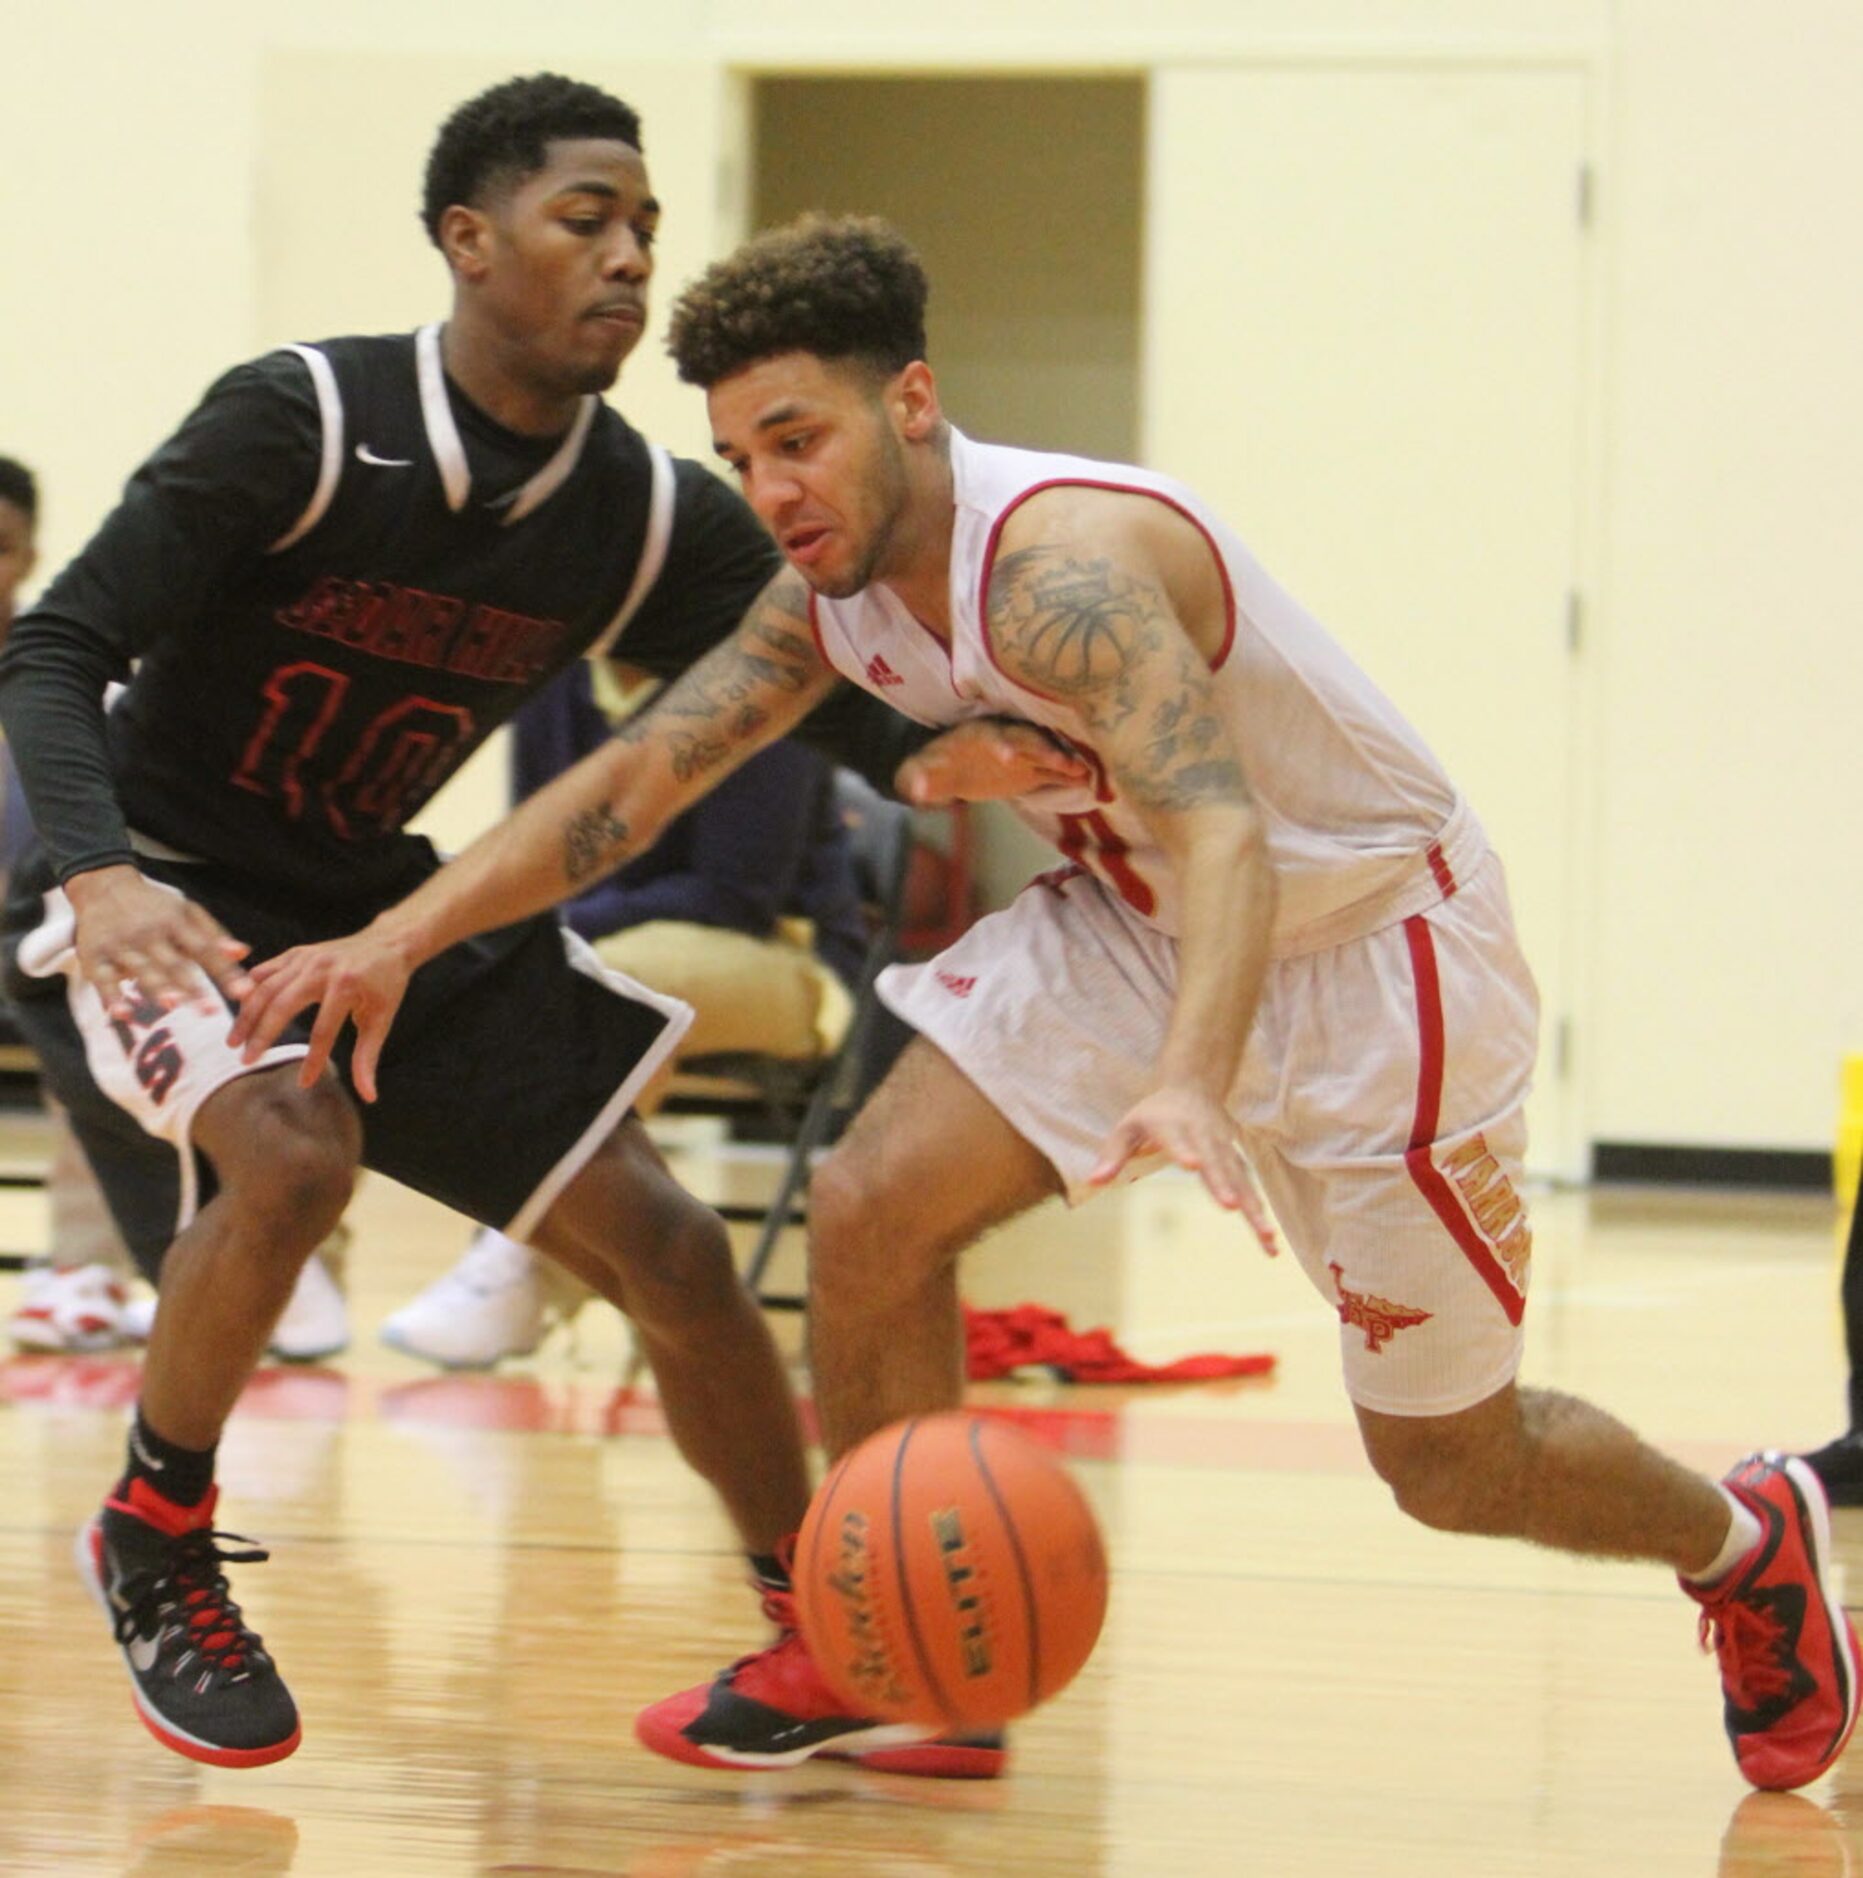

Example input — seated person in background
[0,457,129,1345]
[379,659,868,1368]
[1,454,349,1361]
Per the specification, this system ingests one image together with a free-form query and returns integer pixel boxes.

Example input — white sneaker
[119,1292,156,1342]
[379,1229,572,1369]
[7,1262,128,1352]
[267,1251,350,1363]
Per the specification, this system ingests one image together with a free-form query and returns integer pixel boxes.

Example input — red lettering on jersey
[275,577,565,684]
[234,662,478,838]
[322,696,475,838]
[1055,810,1156,918]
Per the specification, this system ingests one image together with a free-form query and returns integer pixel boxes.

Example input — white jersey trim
[502,928,694,1240]
[588,443,676,658]
[415,321,597,523]
[267,344,344,554]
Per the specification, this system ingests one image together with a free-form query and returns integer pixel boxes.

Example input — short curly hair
[422,74,642,246]
[0,455,37,522]
[667,215,929,389]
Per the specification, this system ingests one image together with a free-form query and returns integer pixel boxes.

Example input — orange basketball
[794,1411,1108,1730]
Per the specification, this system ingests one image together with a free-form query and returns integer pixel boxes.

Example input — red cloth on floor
[963,1303,1274,1384]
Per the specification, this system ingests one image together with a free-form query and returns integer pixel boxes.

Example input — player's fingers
[1236,1179,1280,1257]
[1087,1120,1148,1187]
[231,991,280,1056]
[176,899,245,953]
[298,996,350,1093]
[349,1020,386,1106]
[135,935,214,1012]
[1001,728,1088,784]
[893,751,949,807]
[1191,1134,1256,1213]
[177,912,254,1003]
[232,961,314,1058]
[81,959,137,1023]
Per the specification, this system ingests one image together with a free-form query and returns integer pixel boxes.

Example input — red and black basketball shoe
[635,1573,1006,1778]
[1686,1451,1862,1791]
[76,1478,301,1767]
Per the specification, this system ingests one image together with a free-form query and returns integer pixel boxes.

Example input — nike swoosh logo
[128,1427,165,1472]
[354,443,413,468]
[128,1631,160,1673]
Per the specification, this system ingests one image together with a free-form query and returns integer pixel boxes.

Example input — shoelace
[759,1582,800,1630]
[1701,1598,1796,1706]
[111,1527,272,1681]
[714,1581,827,1702]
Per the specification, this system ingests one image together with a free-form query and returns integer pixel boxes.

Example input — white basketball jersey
[810,430,1486,953]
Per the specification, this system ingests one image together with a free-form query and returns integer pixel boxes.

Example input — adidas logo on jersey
[865,654,906,688]
[935,970,976,998]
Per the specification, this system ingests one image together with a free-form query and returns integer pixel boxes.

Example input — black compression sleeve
[0,353,321,880]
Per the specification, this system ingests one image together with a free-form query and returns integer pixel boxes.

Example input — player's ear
[439,204,494,281]
[894,361,941,442]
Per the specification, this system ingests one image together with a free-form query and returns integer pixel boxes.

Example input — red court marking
[0,1354,1748,1481]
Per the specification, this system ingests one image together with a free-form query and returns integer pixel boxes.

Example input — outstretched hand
[896,720,1090,806]
[1087,1086,1279,1258]
[66,865,252,1020]
[228,926,414,1103]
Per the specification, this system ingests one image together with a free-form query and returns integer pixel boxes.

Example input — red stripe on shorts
[1401,914,1525,1326]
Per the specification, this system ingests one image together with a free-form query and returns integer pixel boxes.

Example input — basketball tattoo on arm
[985,545,1250,811]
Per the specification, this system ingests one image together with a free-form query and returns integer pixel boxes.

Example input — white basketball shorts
[878,851,1539,1416]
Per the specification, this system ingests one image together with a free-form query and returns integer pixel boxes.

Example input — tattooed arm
[986,489,1278,1236]
[228,571,834,1097]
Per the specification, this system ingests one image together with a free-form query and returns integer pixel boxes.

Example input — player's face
[0,498,37,633]
[472,138,658,395]
[710,354,916,599]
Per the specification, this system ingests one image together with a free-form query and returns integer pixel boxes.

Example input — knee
[808,1145,949,1297]
[212,1079,359,1244]
[1361,1414,1518,1536]
[806,1147,873,1268]
[565,1174,741,1331]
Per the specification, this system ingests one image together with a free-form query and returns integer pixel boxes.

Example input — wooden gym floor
[0,1111,1856,1878]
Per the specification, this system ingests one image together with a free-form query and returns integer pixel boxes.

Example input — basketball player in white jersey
[228,215,1858,1792]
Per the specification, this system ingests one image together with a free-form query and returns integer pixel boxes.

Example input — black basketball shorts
[2,854,690,1280]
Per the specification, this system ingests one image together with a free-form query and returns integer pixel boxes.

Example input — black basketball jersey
[0,327,787,910]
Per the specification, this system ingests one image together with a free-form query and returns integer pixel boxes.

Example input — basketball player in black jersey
[0,75,1075,1771]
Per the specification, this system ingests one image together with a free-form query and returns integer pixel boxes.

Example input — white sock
[1682,1486,1765,1586]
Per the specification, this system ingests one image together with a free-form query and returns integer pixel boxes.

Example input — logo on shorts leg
[107,989,185,1107]
[934,971,976,998]
[1328,1261,1433,1354]
[1439,1133,1533,1298]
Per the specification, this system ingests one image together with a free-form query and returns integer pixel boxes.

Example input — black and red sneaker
[635,1577,1007,1778]
[1686,1452,1862,1791]
[76,1477,301,1767]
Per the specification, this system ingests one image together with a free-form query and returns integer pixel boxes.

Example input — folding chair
[676,770,917,1310]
